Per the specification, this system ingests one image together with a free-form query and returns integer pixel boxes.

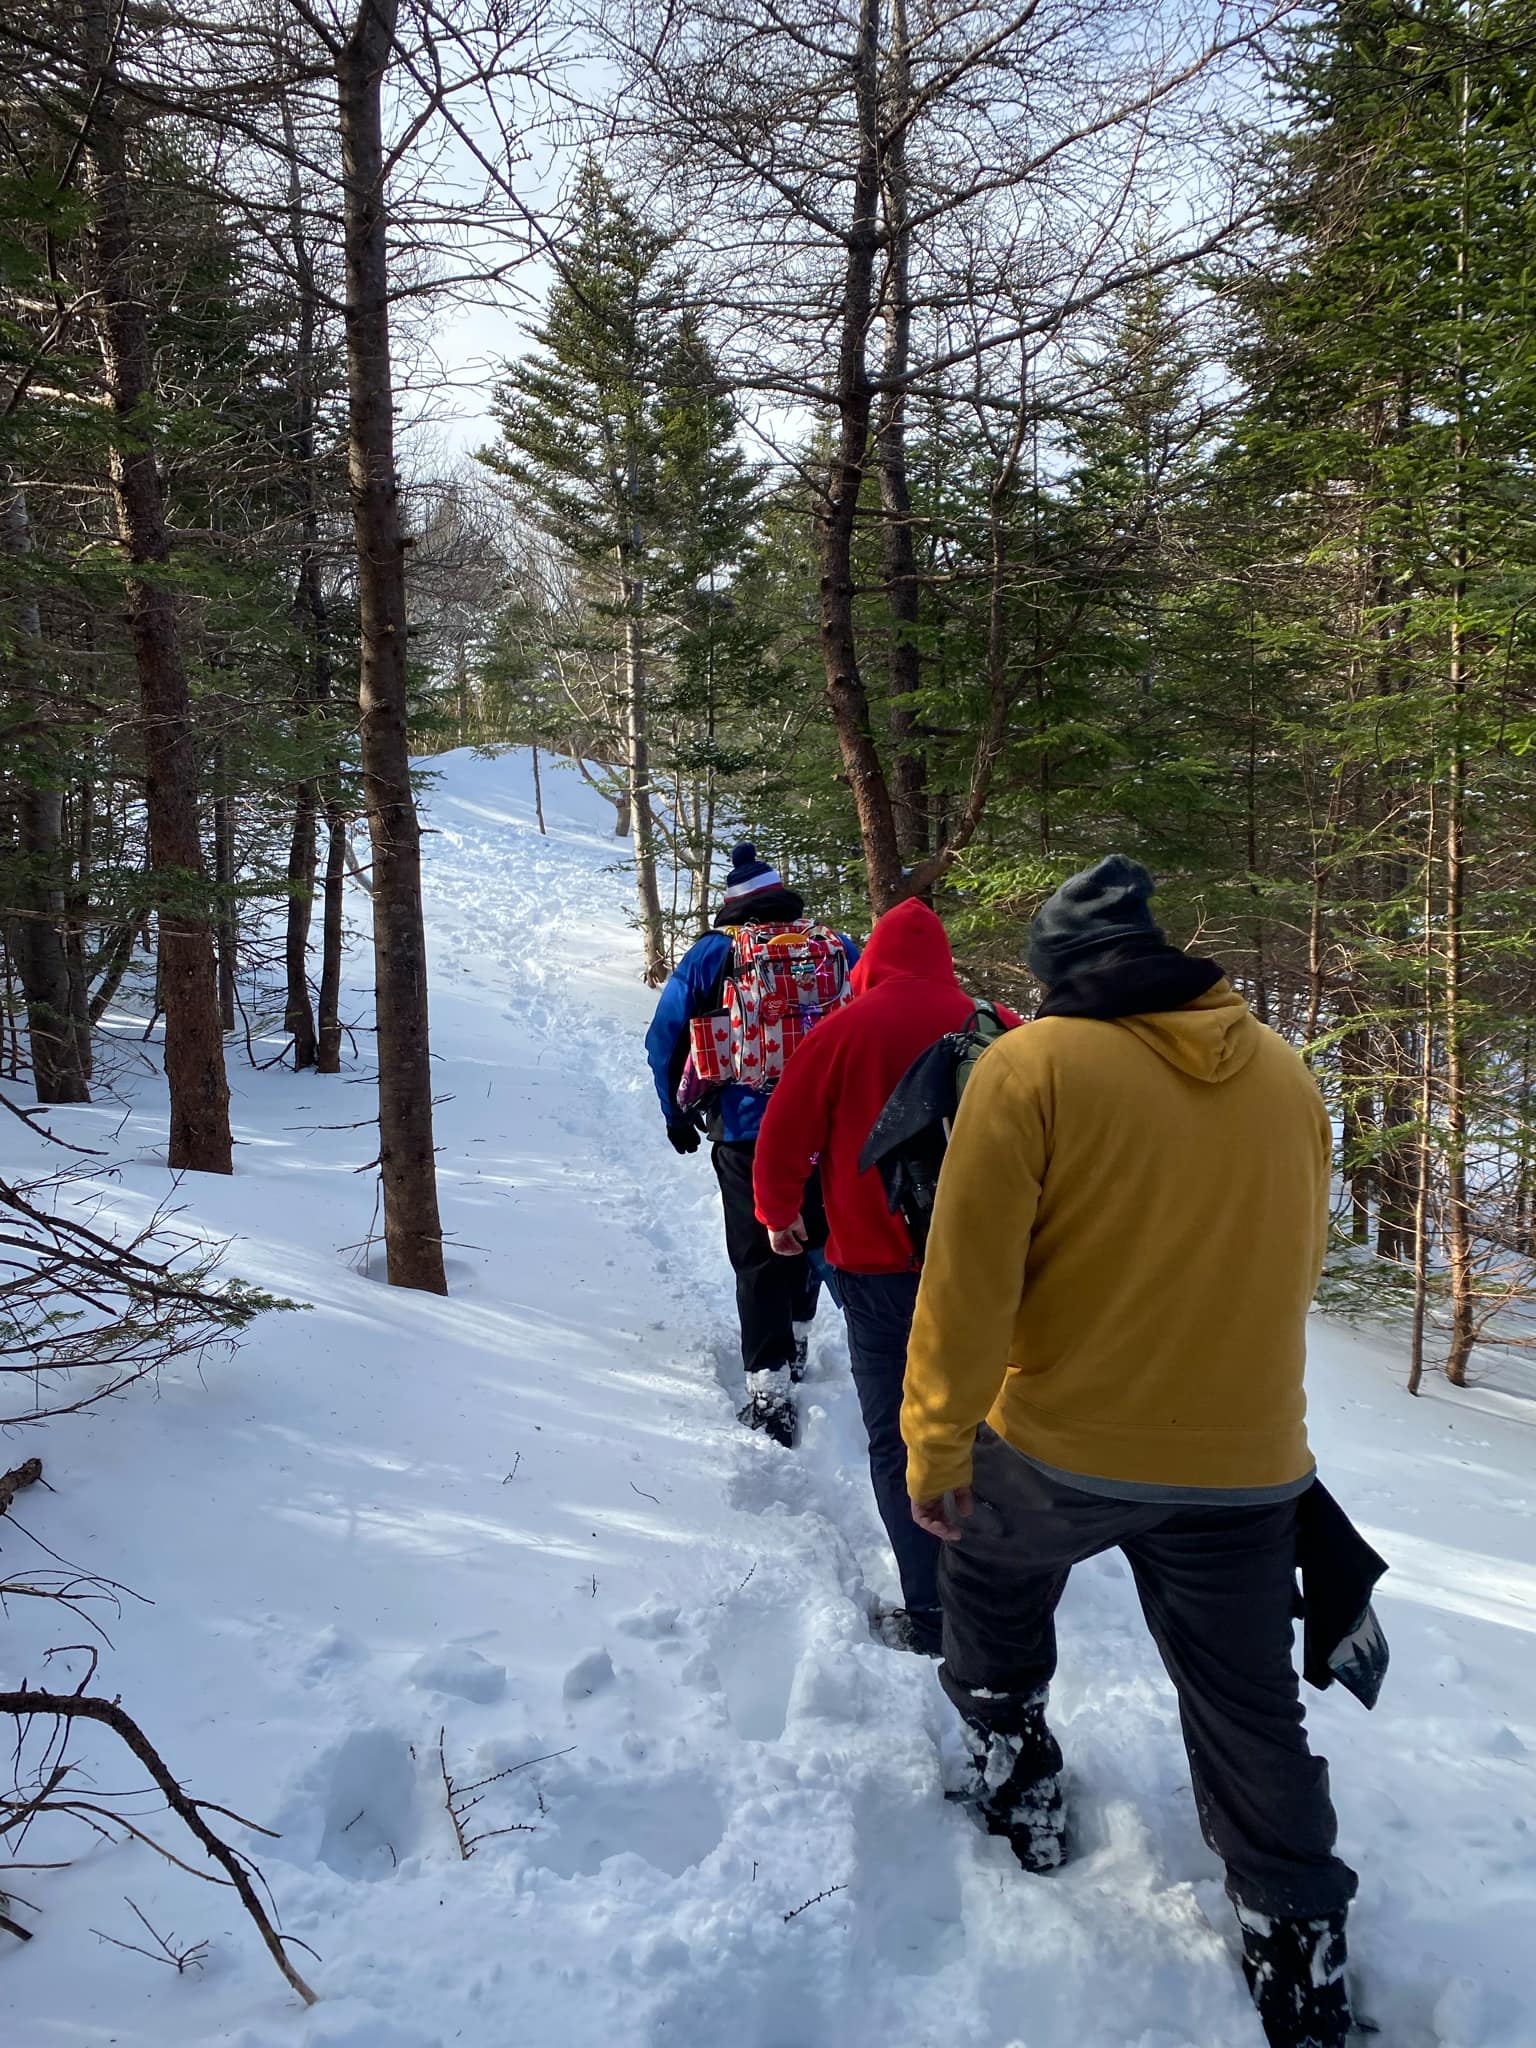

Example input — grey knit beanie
[1027,855,1163,985]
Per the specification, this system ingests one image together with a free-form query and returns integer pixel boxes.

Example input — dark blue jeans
[836,1269,941,1614]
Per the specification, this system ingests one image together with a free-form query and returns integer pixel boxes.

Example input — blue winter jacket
[646,924,862,1144]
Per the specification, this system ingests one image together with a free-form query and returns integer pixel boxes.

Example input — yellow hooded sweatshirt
[900,981,1332,1503]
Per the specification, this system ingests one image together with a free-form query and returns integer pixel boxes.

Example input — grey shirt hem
[1002,1439,1317,1508]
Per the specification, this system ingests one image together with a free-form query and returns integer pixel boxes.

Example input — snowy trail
[3,750,1533,2048]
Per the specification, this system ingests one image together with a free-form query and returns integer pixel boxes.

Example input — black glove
[666,1113,703,1156]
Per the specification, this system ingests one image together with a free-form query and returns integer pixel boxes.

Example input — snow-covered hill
[3,750,1533,2048]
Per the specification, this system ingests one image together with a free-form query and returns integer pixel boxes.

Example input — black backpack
[857,1001,1010,1259]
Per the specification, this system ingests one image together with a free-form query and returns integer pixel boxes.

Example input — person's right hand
[666,1114,703,1156]
[912,1486,974,1544]
[768,1215,808,1257]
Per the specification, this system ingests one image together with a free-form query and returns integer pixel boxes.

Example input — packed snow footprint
[4,749,1532,2048]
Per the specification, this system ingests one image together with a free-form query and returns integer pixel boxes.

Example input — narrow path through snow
[4,750,1532,2048]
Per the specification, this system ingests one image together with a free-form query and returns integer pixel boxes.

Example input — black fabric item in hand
[666,1113,703,1155]
[1296,1479,1390,1709]
[1036,944,1225,1021]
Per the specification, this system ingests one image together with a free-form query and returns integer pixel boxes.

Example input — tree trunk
[0,931,18,1078]
[1408,795,1437,1397]
[1246,688,1269,1026]
[66,774,94,1078]
[818,0,905,914]
[316,793,346,1074]
[2,489,90,1103]
[1376,1048,1416,1264]
[623,576,668,984]
[337,0,446,1290]
[1443,638,1474,1386]
[1442,83,1474,1390]
[531,743,547,835]
[875,0,927,867]
[78,23,230,1170]
[213,747,237,1036]
[282,106,324,1073]
[285,781,319,1066]
[1338,998,1374,1245]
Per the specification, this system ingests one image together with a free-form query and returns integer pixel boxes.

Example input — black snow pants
[940,1426,1359,1921]
[711,1141,823,1378]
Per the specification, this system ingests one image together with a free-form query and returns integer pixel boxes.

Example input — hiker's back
[926,983,1331,1494]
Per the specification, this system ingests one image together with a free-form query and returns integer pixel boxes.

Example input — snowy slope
[3,748,1533,2048]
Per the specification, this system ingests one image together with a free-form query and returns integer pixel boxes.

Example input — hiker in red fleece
[753,898,1019,1655]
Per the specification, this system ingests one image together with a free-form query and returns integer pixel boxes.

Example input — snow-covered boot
[790,1321,813,1383]
[739,1367,796,1447]
[956,1695,1067,1874]
[872,1605,944,1657]
[1236,1905,1351,2048]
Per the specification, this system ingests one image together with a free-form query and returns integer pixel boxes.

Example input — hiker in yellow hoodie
[901,856,1359,2048]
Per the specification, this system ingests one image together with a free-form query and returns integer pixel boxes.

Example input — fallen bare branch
[0,1690,316,2005]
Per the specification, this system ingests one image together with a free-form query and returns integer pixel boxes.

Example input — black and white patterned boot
[1236,1905,1352,2048]
[956,1692,1067,1874]
[738,1366,796,1447]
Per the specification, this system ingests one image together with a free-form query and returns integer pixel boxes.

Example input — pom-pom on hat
[721,841,785,905]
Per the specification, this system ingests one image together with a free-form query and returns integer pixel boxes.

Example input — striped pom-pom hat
[720,841,784,906]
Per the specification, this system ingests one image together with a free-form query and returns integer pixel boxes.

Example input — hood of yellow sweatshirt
[1116,980,1261,1084]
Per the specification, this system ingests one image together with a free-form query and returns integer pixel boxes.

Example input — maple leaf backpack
[676,922,852,1110]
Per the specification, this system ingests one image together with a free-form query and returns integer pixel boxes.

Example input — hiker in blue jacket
[645,843,860,1444]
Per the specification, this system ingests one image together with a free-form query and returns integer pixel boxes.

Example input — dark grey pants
[940,1427,1358,1920]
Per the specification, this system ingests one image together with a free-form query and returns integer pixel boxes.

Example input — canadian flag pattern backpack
[678,922,851,1108]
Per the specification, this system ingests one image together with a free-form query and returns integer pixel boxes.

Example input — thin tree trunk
[213,746,237,1036]
[1442,55,1474,1389]
[78,23,229,1169]
[282,95,322,1073]
[66,773,93,1077]
[1246,681,1269,1025]
[1339,999,1374,1245]
[1408,795,1437,1396]
[4,626,86,1100]
[0,930,19,1078]
[316,793,346,1074]
[88,918,138,1026]
[819,0,905,914]
[285,780,319,1066]
[2,488,91,1103]
[875,0,926,867]
[1443,679,1473,1385]
[623,575,668,985]
[1304,865,1325,1049]
[531,742,546,834]
[337,0,446,1290]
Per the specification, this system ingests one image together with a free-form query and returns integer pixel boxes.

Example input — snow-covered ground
[3,749,1534,2048]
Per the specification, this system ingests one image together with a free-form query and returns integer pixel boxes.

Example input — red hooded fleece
[753,899,1019,1274]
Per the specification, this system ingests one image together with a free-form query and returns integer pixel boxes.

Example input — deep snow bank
[2,748,1532,2048]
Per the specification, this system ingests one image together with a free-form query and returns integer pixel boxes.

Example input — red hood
[851,898,959,995]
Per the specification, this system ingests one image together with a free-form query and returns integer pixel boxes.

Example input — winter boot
[1236,1905,1352,2048]
[739,1366,796,1447]
[956,1694,1068,1874]
[790,1320,814,1383]
[872,1605,944,1657]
